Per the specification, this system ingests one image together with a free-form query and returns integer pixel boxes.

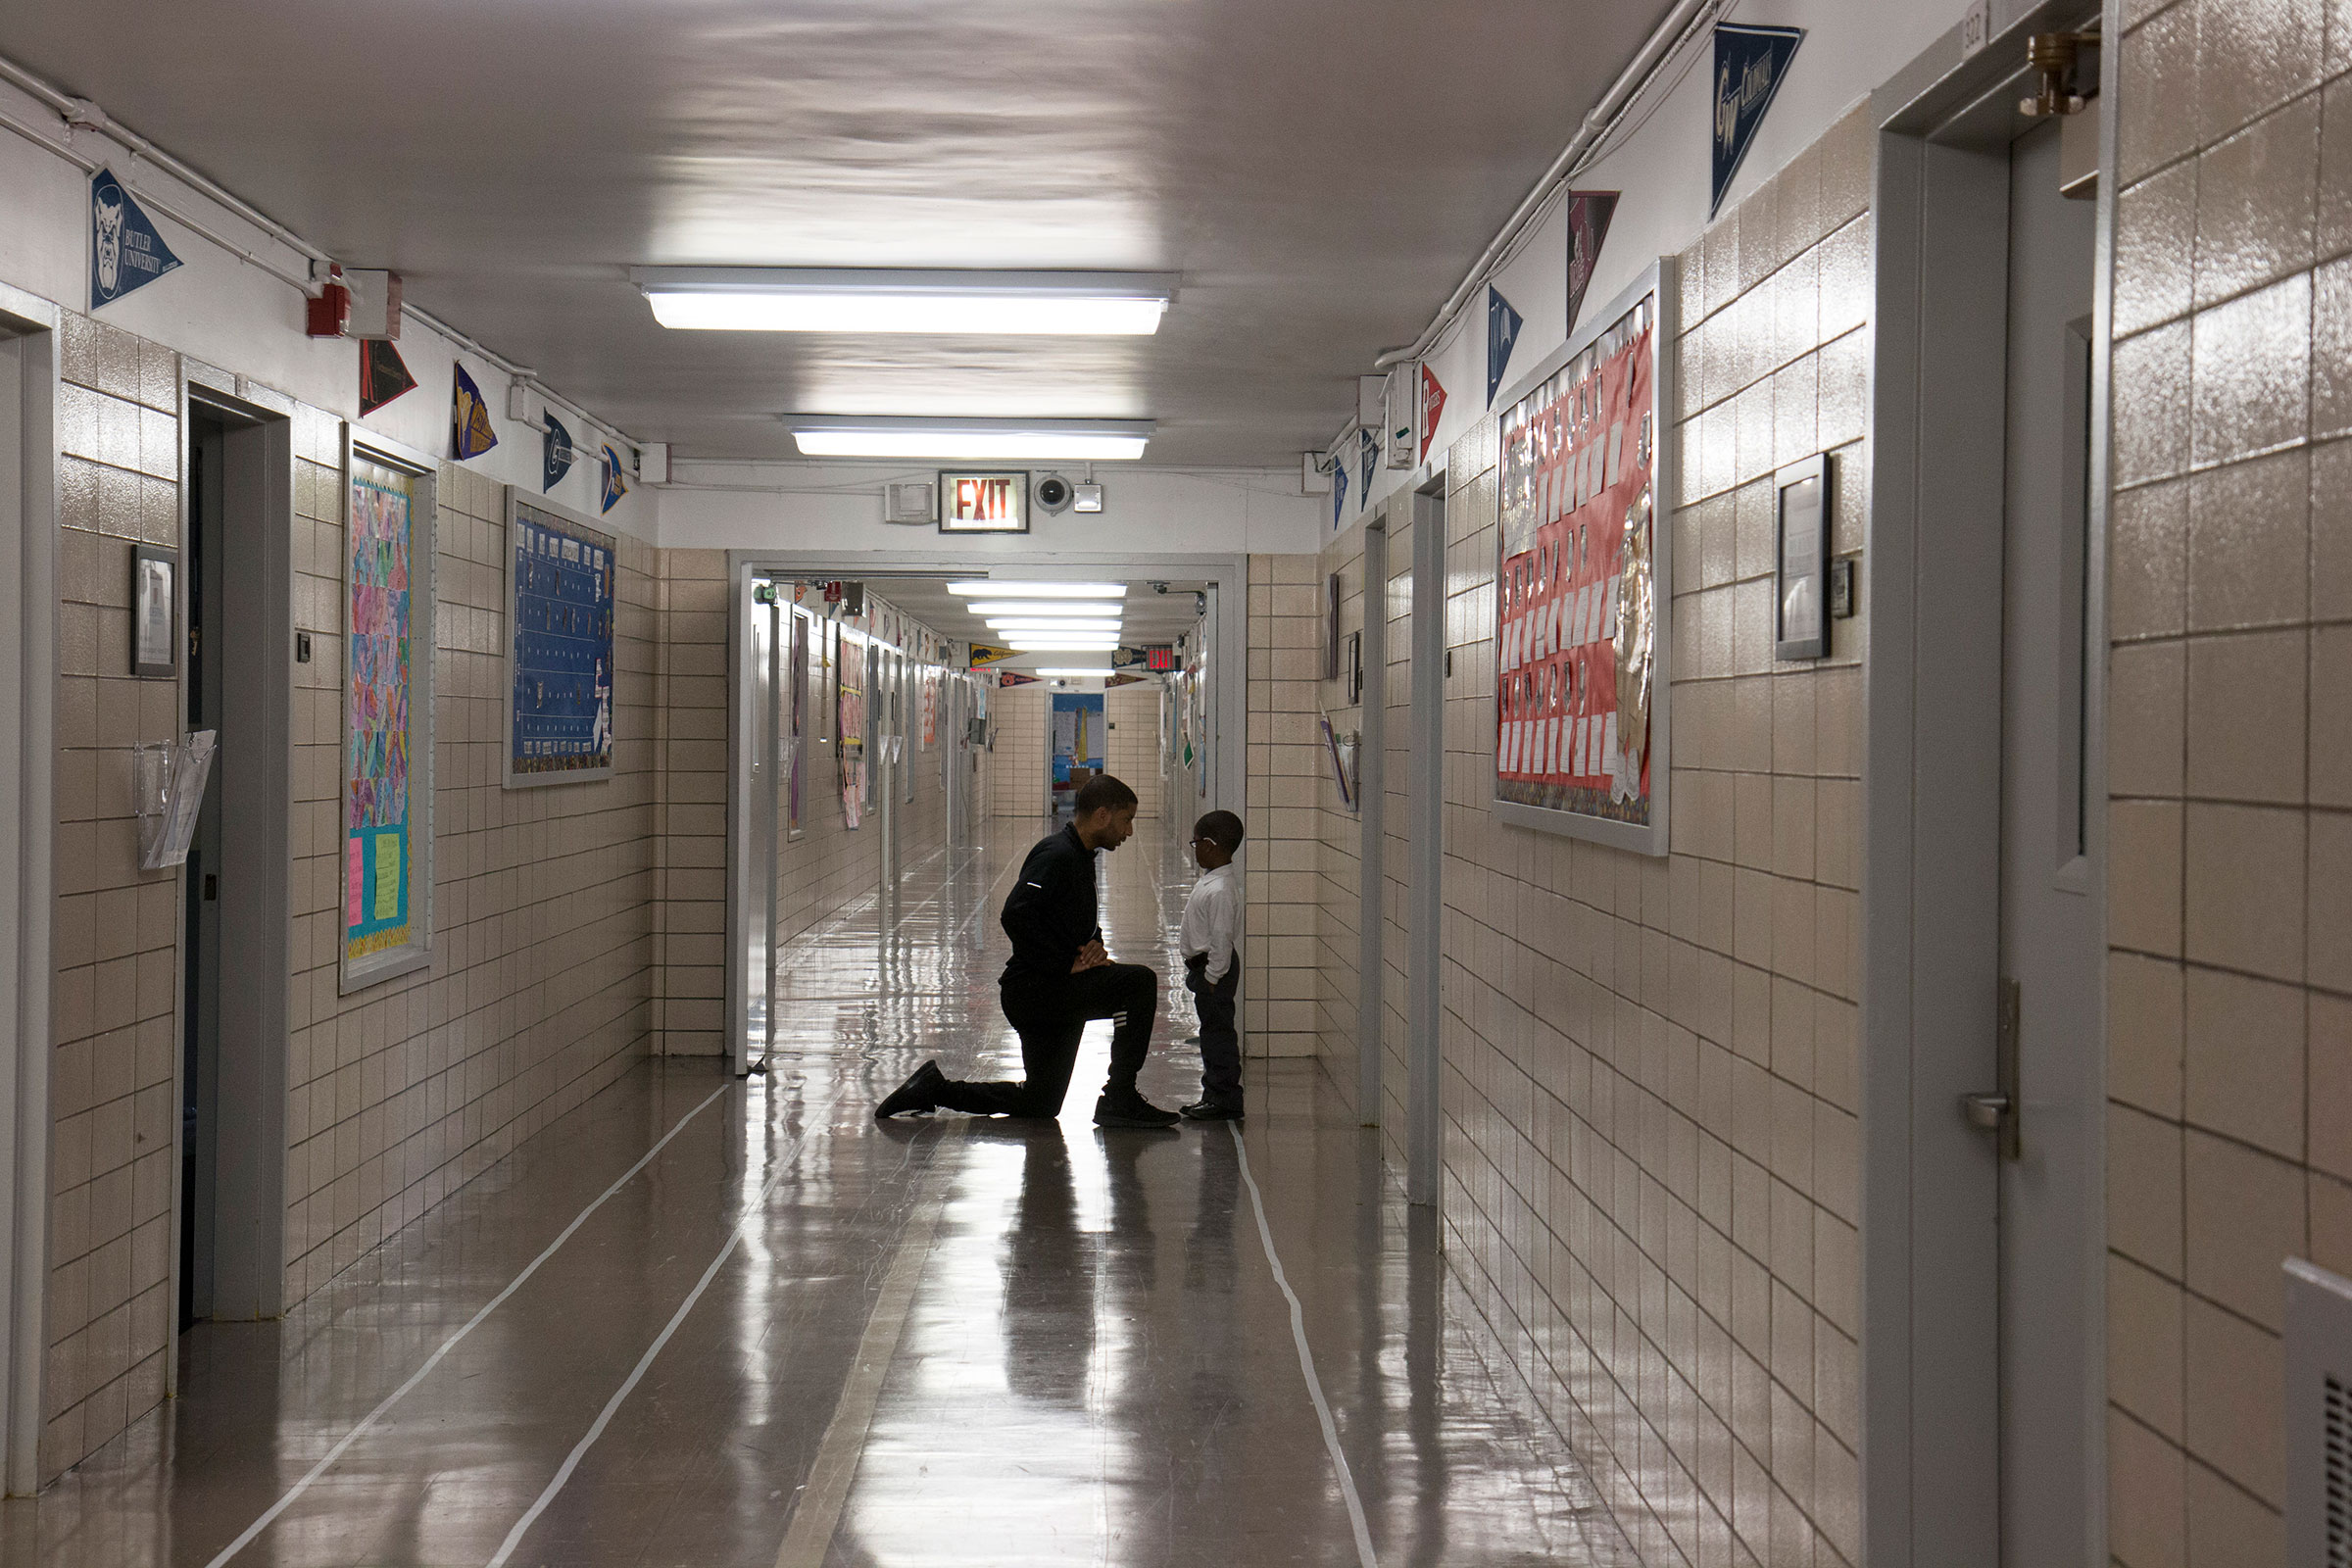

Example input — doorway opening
[1048,690,1104,820]
[175,390,292,1335]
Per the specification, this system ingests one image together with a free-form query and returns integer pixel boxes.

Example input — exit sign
[938,470,1029,534]
[1145,646,1176,671]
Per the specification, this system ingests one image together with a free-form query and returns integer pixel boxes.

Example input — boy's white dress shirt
[1179,861,1242,984]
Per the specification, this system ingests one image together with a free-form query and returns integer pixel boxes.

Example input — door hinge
[1960,977,2025,1161]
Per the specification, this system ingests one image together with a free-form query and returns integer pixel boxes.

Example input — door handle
[1960,1091,2010,1129]
[1961,978,2024,1161]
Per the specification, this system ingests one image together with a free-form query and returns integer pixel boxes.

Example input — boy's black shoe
[876,1060,947,1119]
[1093,1091,1181,1129]
[1180,1100,1244,1121]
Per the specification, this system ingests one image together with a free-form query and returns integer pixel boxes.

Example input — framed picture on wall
[503,489,617,788]
[1489,257,1677,856]
[1774,453,1832,662]
[339,429,437,992]
[131,544,177,677]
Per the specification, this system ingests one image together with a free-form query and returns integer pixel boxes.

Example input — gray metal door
[1991,116,2102,1566]
[745,584,778,1066]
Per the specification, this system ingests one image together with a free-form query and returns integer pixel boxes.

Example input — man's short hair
[1073,773,1139,816]
[1194,809,1245,854]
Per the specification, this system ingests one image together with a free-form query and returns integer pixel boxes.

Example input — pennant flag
[1358,426,1378,503]
[997,670,1039,687]
[1487,285,1524,407]
[1420,365,1447,460]
[968,643,1018,668]
[1565,191,1621,331]
[89,168,182,311]
[451,364,498,459]
[1712,24,1804,217]
[1112,645,1150,669]
[359,337,416,416]
[1331,447,1348,530]
[543,411,574,492]
[600,444,628,513]
[1105,673,1145,688]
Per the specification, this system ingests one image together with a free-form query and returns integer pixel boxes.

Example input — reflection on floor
[3,818,1633,1566]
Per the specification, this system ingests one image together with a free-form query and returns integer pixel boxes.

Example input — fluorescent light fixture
[947,581,1128,599]
[1006,638,1119,651]
[987,619,1123,633]
[788,416,1152,462]
[635,269,1177,335]
[1033,668,1115,678]
[964,601,1124,618]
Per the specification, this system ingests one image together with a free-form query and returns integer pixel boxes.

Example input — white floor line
[771,1121,965,1568]
[202,1075,737,1568]
[483,1081,856,1568]
[1231,1120,1381,1568]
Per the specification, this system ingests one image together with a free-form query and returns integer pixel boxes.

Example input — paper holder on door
[134,730,217,872]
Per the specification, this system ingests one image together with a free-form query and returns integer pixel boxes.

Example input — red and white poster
[1492,263,1672,854]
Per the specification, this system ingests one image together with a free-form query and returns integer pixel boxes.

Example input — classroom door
[1986,113,2103,1566]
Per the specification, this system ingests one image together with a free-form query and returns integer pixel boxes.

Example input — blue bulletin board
[505,489,616,787]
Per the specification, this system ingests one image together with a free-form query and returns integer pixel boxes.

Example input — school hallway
[0,822,1625,1566]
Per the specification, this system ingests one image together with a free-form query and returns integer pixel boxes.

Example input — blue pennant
[544,412,575,492]
[1358,426,1378,505]
[1711,24,1804,218]
[601,445,628,514]
[1331,451,1348,531]
[89,168,182,311]
[1487,285,1524,408]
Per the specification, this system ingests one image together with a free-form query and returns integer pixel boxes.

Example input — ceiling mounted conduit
[1374,0,1722,370]
[0,52,641,462]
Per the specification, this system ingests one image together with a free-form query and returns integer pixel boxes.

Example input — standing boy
[1178,809,1247,1120]
[875,773,1181,1128]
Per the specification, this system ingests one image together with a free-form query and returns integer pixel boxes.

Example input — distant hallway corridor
[4,822,1628,1567]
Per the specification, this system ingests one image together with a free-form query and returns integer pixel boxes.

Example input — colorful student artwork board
[343,447,434,987]
[836,623,865,829]
[506,494,616,786]
[1493,260,1675,855]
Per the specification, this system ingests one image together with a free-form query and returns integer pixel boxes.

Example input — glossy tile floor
[2,820,1634,1567]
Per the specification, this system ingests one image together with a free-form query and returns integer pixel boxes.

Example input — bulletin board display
[504,491,616,787]
[341,433,436,992]
[1492,259,1676,856]
[836,622,866,829]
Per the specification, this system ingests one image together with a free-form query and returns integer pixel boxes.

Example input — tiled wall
[1312,528,1372,1104]
[1245,555,1323,1058]
[2104,4,2352,1559]
[280,453,658,1304]
[988,679,1048,822]
[44,314,183,1479]
[651,550,726,1055]
[41,315,681,1479]
[1307,107,1873,1566]
[1104,682,1164,820]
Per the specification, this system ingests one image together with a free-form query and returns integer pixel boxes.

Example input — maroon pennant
[1565,190,1620,333]
[360,337,416,416]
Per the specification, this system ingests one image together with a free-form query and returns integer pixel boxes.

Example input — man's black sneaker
[876,1060,947,1119]
[1180,1101,1244,1121]
[1093,1092,1181,1129]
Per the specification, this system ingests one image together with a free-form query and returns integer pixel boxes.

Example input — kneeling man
[876,774,1180,1128]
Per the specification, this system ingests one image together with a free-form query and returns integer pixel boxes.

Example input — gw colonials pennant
[1712,24,1804,217]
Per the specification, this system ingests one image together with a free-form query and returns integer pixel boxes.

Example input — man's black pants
[932,961,1158,1117]
[1184,953,1242,1108]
